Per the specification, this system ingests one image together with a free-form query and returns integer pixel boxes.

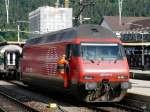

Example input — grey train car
[0,45,22,79]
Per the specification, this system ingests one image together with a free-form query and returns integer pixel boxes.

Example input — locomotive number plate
[100,73,112,76]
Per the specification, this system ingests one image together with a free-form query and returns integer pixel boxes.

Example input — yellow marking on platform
[47,103,58,108]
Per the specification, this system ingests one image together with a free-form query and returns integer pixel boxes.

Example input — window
[66,44,80,59]
[81,43,124,61]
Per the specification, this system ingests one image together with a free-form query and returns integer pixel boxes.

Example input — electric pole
[17,24,20,42]
[74,0,95,26]
[118,0,123,26]
[5,0,9,24]
[79,0,83,24]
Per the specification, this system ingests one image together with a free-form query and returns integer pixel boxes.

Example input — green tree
[0,0,150,40]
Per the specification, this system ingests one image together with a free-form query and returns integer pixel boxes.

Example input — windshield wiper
[114,59,117,63]
[114,56,121,63]
[96,57,104,65]
[89,59,95,63]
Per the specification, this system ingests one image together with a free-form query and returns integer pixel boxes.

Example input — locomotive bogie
[77,81,130,102]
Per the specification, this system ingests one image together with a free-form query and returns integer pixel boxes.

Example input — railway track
[85,102,143,112]
[0,91,38,112]
[0,80,149,112]
[9,81,141,112]
[114,102,144,112]
[119,94,150,112]
[0,108,6,112]
[0,81,58,112]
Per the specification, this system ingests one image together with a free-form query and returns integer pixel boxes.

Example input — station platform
[124,79,150,111]
[130,69,150,80]
[128,79,150,96]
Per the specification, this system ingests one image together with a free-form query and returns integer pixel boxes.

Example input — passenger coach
[20,25,131,102]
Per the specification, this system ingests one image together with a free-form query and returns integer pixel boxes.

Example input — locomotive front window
[81,43,124,61]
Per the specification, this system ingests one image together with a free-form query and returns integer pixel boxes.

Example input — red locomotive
[20,25,131,102]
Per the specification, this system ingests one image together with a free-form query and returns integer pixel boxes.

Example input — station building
[100,16,150,80]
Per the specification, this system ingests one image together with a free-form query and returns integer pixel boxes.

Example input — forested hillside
[0,0,150,41]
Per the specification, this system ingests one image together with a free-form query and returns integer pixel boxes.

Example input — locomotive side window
[72,44,80,57]
[66,44,80,59]
[46,34,57,42]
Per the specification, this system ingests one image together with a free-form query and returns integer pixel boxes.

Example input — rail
[0,91,39,112]
[121,93,150,112]
[7,81,150,112]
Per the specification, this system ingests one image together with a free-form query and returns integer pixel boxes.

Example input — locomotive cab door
[66,44,72,62]
[65,44,80,88]
[66,44,72,87]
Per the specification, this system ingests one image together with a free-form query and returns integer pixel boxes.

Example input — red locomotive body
[20,25,131,102]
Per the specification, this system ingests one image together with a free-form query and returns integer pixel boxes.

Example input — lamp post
[16,20,30,42]
[118,0,123,26]
[5,0,9,24]
[79,0,83,24]
[17,24,20,42]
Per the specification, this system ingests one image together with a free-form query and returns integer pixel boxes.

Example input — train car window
[46,34,57,43]
[0,55,4,64]
[26,37,42,45]
[63,30,76,40]
[59,32,66,41]
[29,38,36,45]
[34,37,43,44]
[26,39,32,45]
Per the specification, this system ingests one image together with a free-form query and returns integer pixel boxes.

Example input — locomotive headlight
[85,82,97,90]
[118,75,128,79]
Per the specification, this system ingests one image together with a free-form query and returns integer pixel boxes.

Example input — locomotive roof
[26,24,116,46]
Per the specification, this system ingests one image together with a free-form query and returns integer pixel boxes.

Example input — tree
[0,0,149,40]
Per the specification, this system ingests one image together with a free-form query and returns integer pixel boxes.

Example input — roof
[26,24,116,46]
[0,42,7,47]
[100,16,150,31]
[76,24,116,38]
[0,45,22,54]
